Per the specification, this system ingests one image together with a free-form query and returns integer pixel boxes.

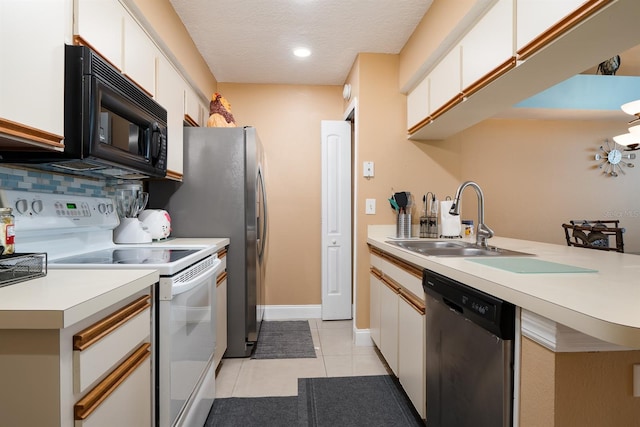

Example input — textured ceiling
[169,0,433,85]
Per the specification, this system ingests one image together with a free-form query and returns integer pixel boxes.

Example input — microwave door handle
[149,122,163,162]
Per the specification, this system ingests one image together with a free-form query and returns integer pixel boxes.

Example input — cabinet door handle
[74,343,150,420]
[216,270,228,287]
[73,295,150,351]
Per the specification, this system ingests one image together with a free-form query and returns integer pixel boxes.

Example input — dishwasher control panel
[423,268,515,340]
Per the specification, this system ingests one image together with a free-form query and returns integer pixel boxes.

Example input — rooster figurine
[206,92,237,127]
[597,55,621,75]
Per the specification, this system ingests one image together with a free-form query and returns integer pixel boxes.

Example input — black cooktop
[52,248,200,265]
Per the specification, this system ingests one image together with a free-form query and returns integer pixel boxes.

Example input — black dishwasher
[423,269,515,427]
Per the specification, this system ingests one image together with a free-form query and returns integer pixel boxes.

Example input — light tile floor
[215,319,390,398]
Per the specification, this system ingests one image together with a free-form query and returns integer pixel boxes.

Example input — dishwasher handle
[442,297,463,314]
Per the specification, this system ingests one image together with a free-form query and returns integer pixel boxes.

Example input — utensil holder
[396,213,412,239]
[419,216,429,238]
[426,215,439,238]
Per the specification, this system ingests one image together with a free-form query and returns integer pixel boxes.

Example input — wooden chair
[562,220,625,253]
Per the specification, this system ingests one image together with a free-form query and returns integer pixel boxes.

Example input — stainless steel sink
[385,240,532,257]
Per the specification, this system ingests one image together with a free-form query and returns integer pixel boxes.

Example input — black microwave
[0,45,167,179]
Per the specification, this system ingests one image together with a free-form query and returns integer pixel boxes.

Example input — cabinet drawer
[370,251,423,301]
[217,247,228,271]
[73,295,151,394]
[74,344,151,427]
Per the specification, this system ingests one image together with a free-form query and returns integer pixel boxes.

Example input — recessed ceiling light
[293,48,311,58]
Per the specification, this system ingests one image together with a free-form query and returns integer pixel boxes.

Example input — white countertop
[0,237,230,330]
[368,225,640,349]
[150,237,229,249]
[0,269,158,329]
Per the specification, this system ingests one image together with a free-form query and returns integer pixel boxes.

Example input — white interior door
[321,120,352,320]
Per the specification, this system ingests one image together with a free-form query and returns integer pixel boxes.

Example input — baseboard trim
[263,304,322,320]
[354,327,373,347]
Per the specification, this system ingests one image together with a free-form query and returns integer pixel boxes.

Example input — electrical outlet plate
[363,161,374,178]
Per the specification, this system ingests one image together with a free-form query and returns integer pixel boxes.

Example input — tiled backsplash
[0,165,138,199]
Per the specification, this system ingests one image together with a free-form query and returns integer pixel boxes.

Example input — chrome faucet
[449,181,494,248]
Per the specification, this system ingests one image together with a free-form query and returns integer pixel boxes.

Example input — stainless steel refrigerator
[149,126,268,358]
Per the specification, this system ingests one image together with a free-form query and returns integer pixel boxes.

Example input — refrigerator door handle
[257,166,268,260]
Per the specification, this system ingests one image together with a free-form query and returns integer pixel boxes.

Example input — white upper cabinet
[516,0,586,51]
[156,55,185,177]
[75,0,157,96]
[408,0,637,140]
[461,0,514,90]
[123,11,157,97]
[407,76,429,131]
[74,0,124,70]
[428,45,462,115]
[0,0,68,147]
[185,85,205,127]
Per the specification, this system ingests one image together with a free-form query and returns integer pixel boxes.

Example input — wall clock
[595,139,635,177]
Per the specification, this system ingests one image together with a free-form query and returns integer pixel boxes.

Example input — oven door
[157,256,222,427]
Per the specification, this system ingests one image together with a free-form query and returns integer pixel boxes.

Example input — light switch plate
[365,198,376,214]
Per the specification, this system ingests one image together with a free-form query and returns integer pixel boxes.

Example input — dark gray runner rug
[298,375,424,427]
[205,396,297,427]
[251,320,316,359]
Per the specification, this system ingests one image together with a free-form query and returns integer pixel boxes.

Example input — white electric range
[2,189,222,427]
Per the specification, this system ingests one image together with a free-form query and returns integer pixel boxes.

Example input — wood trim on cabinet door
[370,266,383,280]
[462,57,517,98]
[217,248,228,259]
[399,292,426,315]
[0,118,64,150]
[73,295,151,351]
[517,0,614,60]
[73,35,122,72]
[74,343,151,420]
[408,115,433,135]
[184,114,199,127]
[429,93,464,122]
[164,170,184,181]
[369,246,422,279]
[216,271,228,287]
[380,275,401,294]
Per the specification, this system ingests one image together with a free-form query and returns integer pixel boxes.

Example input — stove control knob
[14,198,28,214]
[31,199,44,214]
[98,203,107,214]
[107,204,115,214]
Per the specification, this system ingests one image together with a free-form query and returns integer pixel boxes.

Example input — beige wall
[217,83,344,305]
[347,53,460,328]
[452,118,640,253]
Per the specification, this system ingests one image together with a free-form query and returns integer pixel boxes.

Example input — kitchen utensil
[394,192,408,213]
[388,197,399,212]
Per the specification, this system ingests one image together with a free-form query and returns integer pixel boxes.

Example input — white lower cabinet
[214,247,228,369]
[72,295,152,425]
[0,289,152,426]
[370,247,426,419]
[369,272,382,347]
[379,280,399,375]
[398,295,426,418]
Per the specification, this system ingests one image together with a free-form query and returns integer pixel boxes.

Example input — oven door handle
[171,258,222,297]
